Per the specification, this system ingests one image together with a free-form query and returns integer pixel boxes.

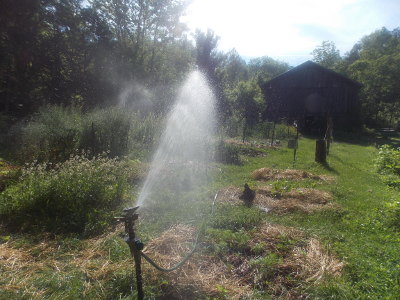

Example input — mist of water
[136,70,216,209]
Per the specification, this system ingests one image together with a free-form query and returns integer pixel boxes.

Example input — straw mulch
[217,186,337,213]
[143,224,253,299]
[252,223,343,299]
[252,168,335,182]
[0,224,131,299]
[142,223,343,299]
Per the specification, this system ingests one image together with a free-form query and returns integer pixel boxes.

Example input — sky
[181,0,400,65]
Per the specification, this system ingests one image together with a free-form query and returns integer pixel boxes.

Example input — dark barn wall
[261,61,361,131]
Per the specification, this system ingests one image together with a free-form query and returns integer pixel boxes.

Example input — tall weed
[0,153,131,235]
[12,105,82,162]
[10,105,162,163]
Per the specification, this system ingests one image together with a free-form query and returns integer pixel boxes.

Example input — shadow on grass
[320,161,339,175]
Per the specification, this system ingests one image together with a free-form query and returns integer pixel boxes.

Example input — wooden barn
[260,61,362,132]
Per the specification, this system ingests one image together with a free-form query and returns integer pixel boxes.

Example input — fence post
[315,139,327,163]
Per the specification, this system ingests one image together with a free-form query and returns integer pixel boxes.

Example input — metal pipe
[118,206,144,300]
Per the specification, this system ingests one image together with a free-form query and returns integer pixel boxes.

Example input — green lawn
[215,137,400,298]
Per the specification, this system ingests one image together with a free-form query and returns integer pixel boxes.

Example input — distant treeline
[1,0,399,130]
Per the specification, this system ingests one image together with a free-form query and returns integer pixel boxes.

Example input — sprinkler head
[122,206,139,219]
[115,206,140,223]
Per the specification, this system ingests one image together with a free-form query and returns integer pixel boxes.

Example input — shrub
[0,153,131,235]
[10,105,162,163]
[214,140,241,164]
[12,105,83,162]
[375,145,400,176]
[80,108,132,158]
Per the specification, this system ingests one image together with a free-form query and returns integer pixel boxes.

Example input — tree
[217,49,248,88]
[311,40,342,70]
[230,80,263,142]
[248,56,290,84]
[194,29,230,122]
[347,27,400,126]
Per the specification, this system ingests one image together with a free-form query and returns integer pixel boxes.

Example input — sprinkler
[117,206,144,300]
[117,197,216,299]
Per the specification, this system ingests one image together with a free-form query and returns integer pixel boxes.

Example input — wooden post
[315,139,327,163]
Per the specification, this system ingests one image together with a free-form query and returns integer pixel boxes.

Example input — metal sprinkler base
[117,206,144,300]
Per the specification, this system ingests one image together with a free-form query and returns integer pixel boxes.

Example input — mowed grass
[215,136,400,298]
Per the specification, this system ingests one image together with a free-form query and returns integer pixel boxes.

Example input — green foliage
[249,253,284,289]
[81,107,132,158]
[311,40,342,70]
[206,228,251,253]
[270,180,294,198]
[10,105,161,163]
[214,140,241,164]
[12,105,83,162]
[251,242,267,255]
[248,56,290,82]
[229,80,263,141]
[375,145,400,187]
[0,153,131,235]
[346,27,400,126]
[210,204,264,231]
[102,236,130,262]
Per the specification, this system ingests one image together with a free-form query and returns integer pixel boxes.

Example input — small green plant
[206,228,251,253]
[102,236,130,262]
[250,253,283,281]
[251,242,267,255]
[210,204,264,231]
[270,180,293,197]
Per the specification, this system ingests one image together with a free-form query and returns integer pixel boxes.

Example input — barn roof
[264,60,362,88]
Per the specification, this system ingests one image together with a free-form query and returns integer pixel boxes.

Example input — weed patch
[0,154,132,235]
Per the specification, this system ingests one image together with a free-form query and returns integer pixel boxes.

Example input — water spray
[120,70,217,298]
[118,192,219,299]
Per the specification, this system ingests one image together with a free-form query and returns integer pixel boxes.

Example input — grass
[1,134,400,299]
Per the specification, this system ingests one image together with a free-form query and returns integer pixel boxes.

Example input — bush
[375,145,400,176]
[10,105,162,163]
[80,108,132,158]
[0,153,131,235]
[214,140,241,164]
[12,105,82,162]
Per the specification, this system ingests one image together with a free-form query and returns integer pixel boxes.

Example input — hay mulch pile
[143,224,252,299]
[0,225,131,299]
[142,223,343,299]
[251,223,343,298]
[217,186,337,213]
[252,168,335,182]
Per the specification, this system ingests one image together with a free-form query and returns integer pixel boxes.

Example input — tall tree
[230,80,263,141]
[194,29,230,122]
[311,40,342,70]
[248,56,290,84]
[347,27,400,126]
